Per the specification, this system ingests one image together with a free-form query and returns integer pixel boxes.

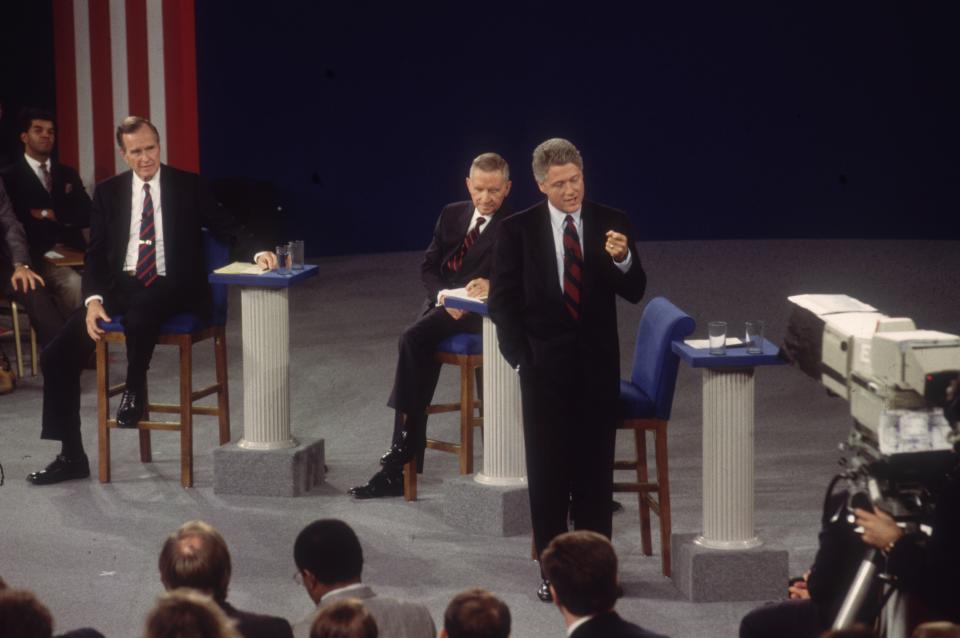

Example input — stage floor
[1,238,957,637]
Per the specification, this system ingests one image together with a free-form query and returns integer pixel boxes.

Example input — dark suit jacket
[83,164,261,315]
[0,177,30,282]
[571,611,668,638]
[489,200,645,406]
[419,199,510,313]
[1,155,91,259]
[220,600,294,638]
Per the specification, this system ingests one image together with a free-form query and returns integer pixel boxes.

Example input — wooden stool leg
[96,339,111,483]
[179,340,194,487]
[459,361,473,474]
[11,302,24,379]
[635,427,653,556]
[214,331,230,444]
[403,459,417,501]
[139,385,152,462]
[655,423,672,577]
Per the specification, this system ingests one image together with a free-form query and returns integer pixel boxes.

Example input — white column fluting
[238,286,297,450]
[475,316,527,485]
[697,367,761,549]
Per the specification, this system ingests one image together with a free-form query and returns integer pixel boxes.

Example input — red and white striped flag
[53,0,199,191]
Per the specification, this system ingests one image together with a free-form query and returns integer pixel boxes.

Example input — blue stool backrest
[629,296,696,421]
[203,230,230,326]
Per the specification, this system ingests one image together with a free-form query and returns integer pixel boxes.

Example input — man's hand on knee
[445,307,465,320]
[10,265,45,293]
[85,299,111,341]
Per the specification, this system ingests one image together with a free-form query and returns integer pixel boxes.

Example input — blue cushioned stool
[95,232,231,487]
[403,332,483,501]
[615,296,695,577]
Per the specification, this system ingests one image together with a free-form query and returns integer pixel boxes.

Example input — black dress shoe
[379,431,417,467]
[116,389,145,428]
[537,579,553,602]
[26,454,90,485]
[612,499,623,513]
[349,469,403,499]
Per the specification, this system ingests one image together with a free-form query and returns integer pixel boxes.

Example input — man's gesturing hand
[604,230,628,262]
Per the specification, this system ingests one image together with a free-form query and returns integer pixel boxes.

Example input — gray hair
[470,152,510,182]
[531,138,583,183]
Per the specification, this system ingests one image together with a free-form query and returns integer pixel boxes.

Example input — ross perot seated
[26,116,277,486]
[349,152,512,498]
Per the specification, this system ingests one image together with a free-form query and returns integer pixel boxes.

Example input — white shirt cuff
[614,249,632,272]
[84,295,104,307]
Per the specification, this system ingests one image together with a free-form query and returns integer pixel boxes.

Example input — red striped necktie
[562,215,583,320]
[135,184,158,287]
[446,216,486,272]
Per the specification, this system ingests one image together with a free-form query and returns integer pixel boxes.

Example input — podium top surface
[442,295,489,316]
[672,338,786,369]
[208,264,318,288]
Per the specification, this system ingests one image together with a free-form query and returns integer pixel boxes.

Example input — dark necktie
[446,216,486,272]
[563,214,583,320]
[136,184,158,287]
[39,162,52,193]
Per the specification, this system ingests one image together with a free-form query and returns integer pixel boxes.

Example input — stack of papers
[213,262,269,275]
[437,287,487,305]
[684,337,746,349]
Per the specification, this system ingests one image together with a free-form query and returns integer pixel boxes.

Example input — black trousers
[520,366,618,560]
[386,305,481,449]
[40,275,187,443]
[738,599,823,638]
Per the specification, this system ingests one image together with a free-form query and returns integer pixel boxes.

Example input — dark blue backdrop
[194,2,958,255]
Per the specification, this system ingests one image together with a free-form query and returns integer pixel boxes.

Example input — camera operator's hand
[854,507,904,551]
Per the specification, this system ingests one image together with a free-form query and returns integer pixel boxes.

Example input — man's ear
[549,583,559,606]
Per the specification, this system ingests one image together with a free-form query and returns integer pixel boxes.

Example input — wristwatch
[40,209,50,218]
[14,263,29,270]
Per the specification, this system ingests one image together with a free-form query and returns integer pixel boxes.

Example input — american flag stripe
[52,0,199,193]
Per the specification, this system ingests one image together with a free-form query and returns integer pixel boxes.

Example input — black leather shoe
[116,389,145,428]
[26,454,90,485]
[537,579,553,602]
[379,431,417,467]
[349,469,403,499]
[612,499,623,513]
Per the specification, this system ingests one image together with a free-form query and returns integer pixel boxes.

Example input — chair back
[629,296,696,420]
[203,230,230,326]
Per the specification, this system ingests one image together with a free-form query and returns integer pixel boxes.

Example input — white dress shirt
[547,201,632,291]
[125,167,166,276]
[23,153,51,188]
[465,207,493,236]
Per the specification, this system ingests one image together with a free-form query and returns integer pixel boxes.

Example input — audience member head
[0,588,53,638]
[309,598,377,638]
[440,588,511,638]
[466,153,511,216]
[116,115,161,181]
[18,106,56,161]
[540,531,622,619]
[158,520,232,602]
[294,519,364,603]
[912,622,960,638]
[531,138,584,214]
[144,588,239,638]
[0,575,7,590]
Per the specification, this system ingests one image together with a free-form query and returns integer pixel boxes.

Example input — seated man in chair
[26,116,276,486]
[349,152,512,498]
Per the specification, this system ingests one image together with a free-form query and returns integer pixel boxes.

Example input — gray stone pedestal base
[440,475,531,537]
[213,437,325,497]
[671,533,788,602]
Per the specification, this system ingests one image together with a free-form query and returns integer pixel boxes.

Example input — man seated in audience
[1,107,91,347]
[310,599,378,638]
[292,519,435,638]
[441,589,511,638]
[540,531,667,638]
[0,578,104,638]
[349,152,512,498]
[144,588,239,638]
[158,520,293,638]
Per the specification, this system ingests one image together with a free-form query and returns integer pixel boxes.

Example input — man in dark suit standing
[542,531,668,638]
[158,520,294,638]
[26,116,276,485]
[350,153,512,498]
[1,107,92,346]
[488,138,646,599]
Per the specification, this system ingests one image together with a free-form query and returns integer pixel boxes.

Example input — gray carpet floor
[1,239,958,638]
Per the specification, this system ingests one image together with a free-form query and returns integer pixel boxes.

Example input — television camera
[782,294,960,634]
